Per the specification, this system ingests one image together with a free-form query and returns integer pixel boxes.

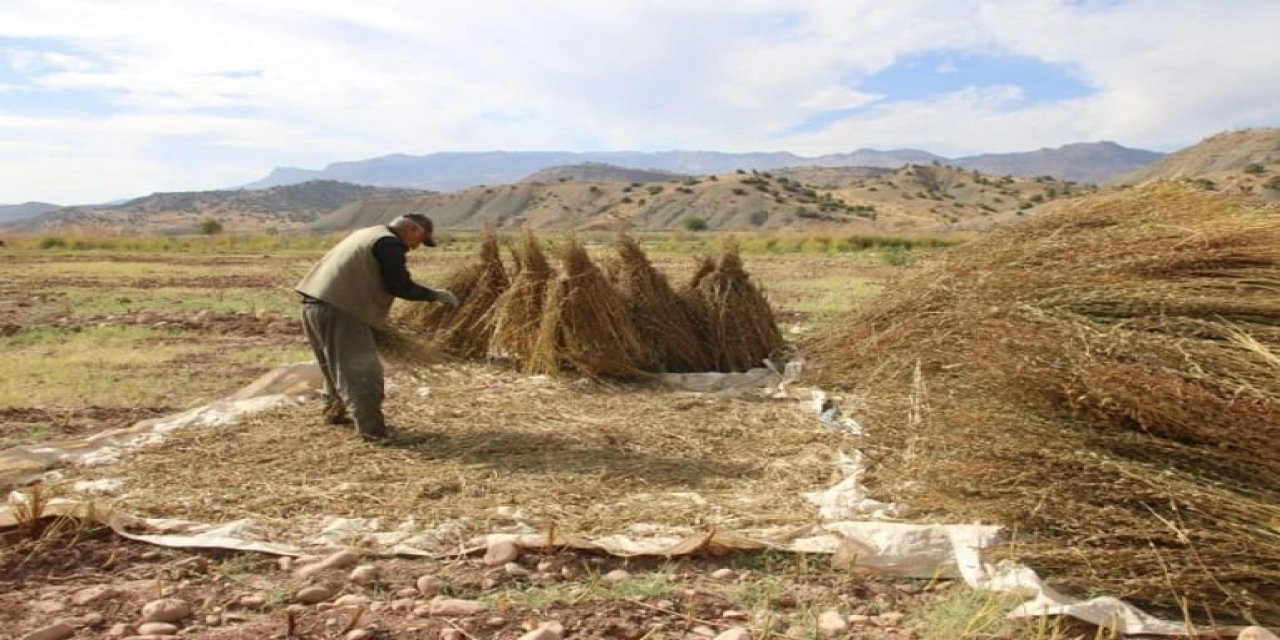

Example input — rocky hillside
[6,181,433,234]
[1110,128,1280,185]
[521,163,688,184]
[314,165,1090,233]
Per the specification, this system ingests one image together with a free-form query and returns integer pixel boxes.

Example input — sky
[2,0,1278,204]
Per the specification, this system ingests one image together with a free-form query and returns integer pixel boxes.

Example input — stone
[847,614,872,625]
[504,562,530,577]
[441,630,466,640]
[714,629,752,640]
[105,623,135,638]
[602,569,631,584]
[516,621,564,640]
[1239,628,1280,640]
[19,622,76,640]
[295,585,335,604]
[334,594,371,607]
[137,622,180,635]
[429,596,488,617]
[178,624,207,636]
[484,539,520,566]
[297,549,360,578]
[721,610,750,621]
[710,568,735,580]
[818,609,848,637]
[416,575,443,597]
[348,564,379,586]
[345,630,375,640]
[140,598,191,623]
[395,587,419,598]
[78,612,106,628]
[237,594,266,609]
[691,625,717,637]
[876,611,906,627]
[71,586,116,606]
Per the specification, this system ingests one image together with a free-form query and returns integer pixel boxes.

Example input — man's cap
[398,213,436,246]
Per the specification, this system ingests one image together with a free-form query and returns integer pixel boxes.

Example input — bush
[198,219,224,235]
[38,235,67,249]
[682,217,708,232]
[1243,163,1266,175]
[1265,176,1280,190]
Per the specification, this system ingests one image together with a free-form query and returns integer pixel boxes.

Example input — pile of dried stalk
[395,231,782,377]
[808,182,1280,624]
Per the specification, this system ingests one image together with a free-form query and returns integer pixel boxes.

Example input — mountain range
[244,142,1161,193]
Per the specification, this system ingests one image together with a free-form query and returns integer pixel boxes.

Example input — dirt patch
[40,309,301,342]
[0,405,175,449]
[1,520,941,639]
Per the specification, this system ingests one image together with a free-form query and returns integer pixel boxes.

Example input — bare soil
[2,520,940,639]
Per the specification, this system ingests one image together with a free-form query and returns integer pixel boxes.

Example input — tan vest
[295,226,398,328]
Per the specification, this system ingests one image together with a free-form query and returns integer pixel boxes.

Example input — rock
[19,622,76,640]
[411,605,433,618]
[691,625,717,637]
[876,611,906,627]
[349,564,379,586]
[847,614,872,625]
[237,594,266,609]
[203,614,222,626]
[818,609,848,637]
[179,624,207,635]
[297,549,360,578]
[416,574,443,597]
[516,621,564,640]
[137,622,180,635]
[484,538,520,566]
[334,594,371,607]
[346,630,375,640]
[721,610,750,621]
[390,598,416,612]
[480,577,499,590]
[295,585,335,604]
[484,616,508,627]
[429,596,488,617]
[140,598,191,623]
[441,630,466,640]
[395,587,419,598]
[71,586,116,606]
[105,623,135,638]
[78,612,106,628]
[714,628,752,640]
[536,560,554,572]
[710,568,735,580]
[277,556,295,571]
[603,569,631,584]
[504,562,530,577]
[1240,628,1280,640]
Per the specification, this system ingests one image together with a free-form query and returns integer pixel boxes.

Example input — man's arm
[372,236,440,301]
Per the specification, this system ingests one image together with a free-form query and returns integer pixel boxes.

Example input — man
[295,213,457,440]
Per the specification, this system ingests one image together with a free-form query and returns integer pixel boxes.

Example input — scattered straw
[808,182,1280,624]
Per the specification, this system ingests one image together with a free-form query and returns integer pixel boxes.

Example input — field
[2,233,1103,640]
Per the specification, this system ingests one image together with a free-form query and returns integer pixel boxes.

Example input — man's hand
[434,289,459,309]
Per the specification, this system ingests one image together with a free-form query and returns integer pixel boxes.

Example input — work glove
[434,289,459,309]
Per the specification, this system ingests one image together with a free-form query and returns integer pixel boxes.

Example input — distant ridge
[0,201,60,224]
[1110,128,1280,185]
[244,142,1156,193]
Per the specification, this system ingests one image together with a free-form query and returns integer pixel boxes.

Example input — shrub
[1265,176,1280,190]
[682,217,708,232]
[1243,163,1266,174]
[198,219,224,235]
[38,235,67,249]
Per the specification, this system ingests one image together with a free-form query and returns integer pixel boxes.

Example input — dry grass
[529,238,652,379]
[397,225,508,358]
[48,364,846,547]
[684,243,787,372]
[489,229,553,370]
[808,182,1280,624]
[605,233,712,373]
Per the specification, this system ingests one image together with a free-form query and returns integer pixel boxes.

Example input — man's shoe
[325,414,354,426]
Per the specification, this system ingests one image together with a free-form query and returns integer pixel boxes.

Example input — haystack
[489,229,553,369]
[398,226,508,358]
[683,245,785,372]
[528,238,651,379]
[606,233,712,373]
[809,182,1280,623]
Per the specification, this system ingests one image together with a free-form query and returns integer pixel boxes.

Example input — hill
[521,162,689,184]
[247,143,1154,193]
[6,181,433,235]
[0,202,60,224]
[313,164,1089,233]
[954,141,1163,184]
[1110,128,1280,185]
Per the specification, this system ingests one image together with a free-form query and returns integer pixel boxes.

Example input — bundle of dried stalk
[607,233,712,372]
[808,182,1280,624]
[398,226,508,358]
[489,229,553,369]
[528,238,651,379]
[684,245,785,372]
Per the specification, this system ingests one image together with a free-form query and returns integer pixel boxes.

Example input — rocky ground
[3,520,948,640]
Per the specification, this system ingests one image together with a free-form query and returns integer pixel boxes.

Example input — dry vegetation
[808,182,1280,625]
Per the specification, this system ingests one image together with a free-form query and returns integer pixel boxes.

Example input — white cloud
[1,0,1278,202]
